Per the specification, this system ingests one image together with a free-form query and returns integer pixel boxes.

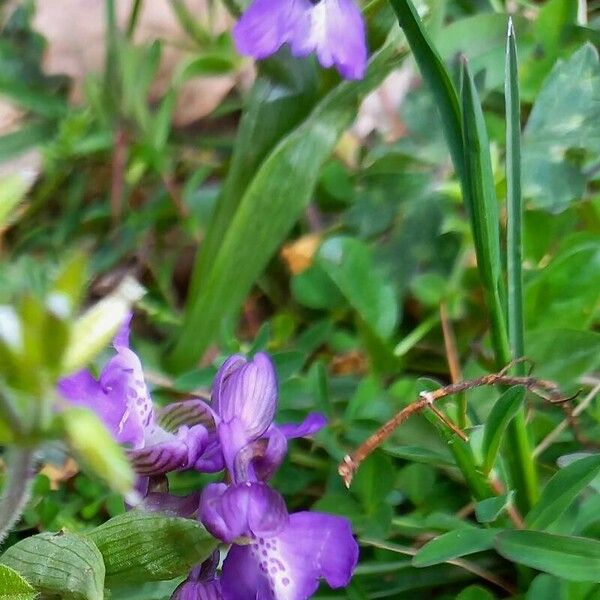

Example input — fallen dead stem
[338,361,575,488]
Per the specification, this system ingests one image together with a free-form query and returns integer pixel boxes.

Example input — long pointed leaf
[387,0,465,189]
[169,42,398,370]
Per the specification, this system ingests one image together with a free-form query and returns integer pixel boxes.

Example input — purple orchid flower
[58,315,219,477]
[199,481,358,599]
[233,0,368,80]
[211,352,326,482]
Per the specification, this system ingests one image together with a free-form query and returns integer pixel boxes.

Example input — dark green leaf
[456,584,495,600]
[388,0,465,187]
[87,511,218,585]
[475,492,515,524]
[1,532,105,600]
[412,528,501,567]
[525,455,600,530]
[317,237,398,340]
[495,530,600,581]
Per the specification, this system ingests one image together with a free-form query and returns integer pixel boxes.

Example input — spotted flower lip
[233,0,368,80]
[58,314,216,477]
[199,481,359,599]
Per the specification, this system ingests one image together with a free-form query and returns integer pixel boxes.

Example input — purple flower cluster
[59,316,358,599]
[233,0,368,80]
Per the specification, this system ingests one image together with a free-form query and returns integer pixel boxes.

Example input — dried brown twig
[338,361,577,488]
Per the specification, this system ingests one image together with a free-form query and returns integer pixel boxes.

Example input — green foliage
[87,511,218,586]
[0,0,599,598]
[0,564,37,600]
[1,532,105,600]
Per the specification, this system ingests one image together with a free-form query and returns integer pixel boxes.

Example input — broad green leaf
[1,532,105,600]
[412,527,501,567]
[525,574,597,600]
[0,564,36,600]
[526,329,600,389]
[522,44,600,210]
[525,455,600,530]
[62,276,145,374]
[482,386,525,474]
[170,40,398,370]
[524,239,600,331]
[87,511,218,585]
[62,407,135,495]
[475,492,514,524]
[317,237,398,340]
[495,530,600,582]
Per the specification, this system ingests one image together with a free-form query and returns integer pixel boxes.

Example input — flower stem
[0,447,37,546]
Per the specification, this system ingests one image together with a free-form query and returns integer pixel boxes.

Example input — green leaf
[525,455,600,530]
[505,19,525,368]
[1,532,105,600]
[0,175,28,229]
[461,55,536,513]
[524,239,600,331]
[61,407,135,495]
[522,44,600,210]
[169,40,397,370]
[0,564,37,600]
[495,530,600,582]
[475,492,514,524]
[456,585,495,600]
[482,386,525,474]
[87,511,218,585]
[317,237,398,340]
[388,0,465,188]
[412,528,501,567]
[526,329,600,388]
[186,52,319,303]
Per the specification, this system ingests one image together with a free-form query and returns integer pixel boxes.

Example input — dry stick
[338,367,569,488]
[534,380,600,457]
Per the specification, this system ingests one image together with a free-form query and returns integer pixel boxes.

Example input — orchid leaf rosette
[186,352,359,599]
[58,315,223,480]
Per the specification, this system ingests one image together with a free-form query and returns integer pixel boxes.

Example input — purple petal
[158,399,216,433]
[193,436,225,473]
[221,511,358,599]
[113,312,133,349]
[172,552,222,600]
[234,426,287,483]
[278,412,327,439]
[233,0,306,60]
[288,0,367,80]
[199,482,288,543]
[213,353,278,447]
[128,424,209,476]
[57,369,143,447]
[233,414,327,482]
[220,545,272,599]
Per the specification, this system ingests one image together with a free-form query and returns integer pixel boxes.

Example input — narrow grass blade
[505,19,525,368]
[461,57,537,512]
[388,0,465,189]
